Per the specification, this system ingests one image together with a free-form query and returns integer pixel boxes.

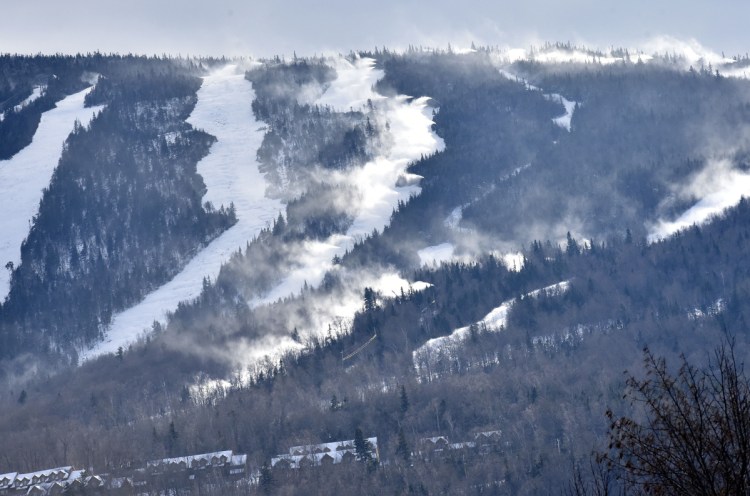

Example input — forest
[0,48,750,494]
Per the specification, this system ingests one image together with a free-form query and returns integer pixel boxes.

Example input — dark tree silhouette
[601,342,750,495]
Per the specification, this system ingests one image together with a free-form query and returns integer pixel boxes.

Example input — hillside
[1,46,750,494]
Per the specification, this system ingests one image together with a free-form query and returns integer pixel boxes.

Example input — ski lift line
[342,333,377,361]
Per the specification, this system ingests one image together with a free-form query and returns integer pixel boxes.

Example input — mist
[2,1,750,59]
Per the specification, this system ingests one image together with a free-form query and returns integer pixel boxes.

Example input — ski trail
[82,65,282,360]
[0,86,103,300]
[412,281,570,377]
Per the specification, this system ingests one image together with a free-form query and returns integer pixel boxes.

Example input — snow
[82,65,283,360]
[444,206,464,230]
[412,281,569,373]
[499,252,525,272]
[498,70,578,131]
[272,437,379,468]
[498,47,639,65]
[648,159,750,241]
[640,36,735,67]
[86,57,442,364]
[0,86,45,122]
[0,86,103,301]
[314,57,384,111]
[15,86,44,111]
[418,243,455,266]
[549,94,576,131]
[148,450,234,468]
[251,57,444,310]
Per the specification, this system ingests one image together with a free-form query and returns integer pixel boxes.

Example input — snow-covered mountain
[3,46,750,493]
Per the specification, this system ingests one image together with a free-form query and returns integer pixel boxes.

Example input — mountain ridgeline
[1,47,750,494]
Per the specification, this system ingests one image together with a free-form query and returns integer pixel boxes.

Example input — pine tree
[399,385,409,416]
[396,428,411,463]
[259,464,274,494]
[354,428,372,462]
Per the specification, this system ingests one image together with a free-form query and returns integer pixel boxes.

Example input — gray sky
[1,0,748,58]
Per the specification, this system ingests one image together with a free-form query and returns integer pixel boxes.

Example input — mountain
[1,45,750,494]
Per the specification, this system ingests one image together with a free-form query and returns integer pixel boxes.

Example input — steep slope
[0,64,235,359]
[0,86,103,300]
[83,65,282,360]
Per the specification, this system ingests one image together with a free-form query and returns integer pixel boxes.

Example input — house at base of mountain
[271,437,379,469]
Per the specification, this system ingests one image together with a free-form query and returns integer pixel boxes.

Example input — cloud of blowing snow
[649,159,750,241]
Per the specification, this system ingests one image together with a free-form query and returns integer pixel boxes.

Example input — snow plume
[253,56,443,314]
[113,56,444,378]
[168,266,433,379]
[0,86,104,301]
[640,36,735,68]
[648,158,750,241]
[495,45,649,66]
[413,280,569,378]
[490,37,744,75]
[224,56,443,367]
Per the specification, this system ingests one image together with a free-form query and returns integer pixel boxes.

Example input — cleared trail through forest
[83,65,283,360]
[0,87,103,300]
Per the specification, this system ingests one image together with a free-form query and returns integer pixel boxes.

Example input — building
[0,467,93,496]
[271,437,379,469]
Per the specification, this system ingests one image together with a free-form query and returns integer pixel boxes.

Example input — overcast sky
[2,0,748,58]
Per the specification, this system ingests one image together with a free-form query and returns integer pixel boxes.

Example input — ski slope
[0,86,45,122]
[0,86,103,300]
[252,57,445,308]
[648,159,750,241]
[413,281,569,375]
[498,70,578,131]
[82,65,283,360]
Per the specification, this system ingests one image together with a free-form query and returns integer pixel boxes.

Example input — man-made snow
[498,70,578,131]
[252,57,444,309]
[15,86,45,111]
[550,94,576,131]
[648,159,750,241]
[0,86,45,122]
[499,252,525,272]
[413,281,569,374]
[82,65,283,360]
[0,86,103,300]
[418,243,455,266]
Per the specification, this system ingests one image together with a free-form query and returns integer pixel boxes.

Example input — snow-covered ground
[498,70,578,131]
[0,85,45,122]
[0,86,103,300]
[418,243,455,266]
[82,65,283,360]
[85,57,443,363]
[648,159,750,241]
[252,57,444,311]
[412,281,569,375]
[550,94,576,131]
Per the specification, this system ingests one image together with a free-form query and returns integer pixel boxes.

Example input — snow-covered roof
[14,467,72,486]
[271,450,357,468]
[0,472,17,488]
[421,436,450,445]
[449,442,477,450]
[288,440,351,455]
[147,450,234,469]
[230,454,247,466]
[475,430,502,439]
[67,470,85,482]
[288,437,377,455]
[273,437,378,468]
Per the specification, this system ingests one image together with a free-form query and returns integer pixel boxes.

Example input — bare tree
[601,342,750,495]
